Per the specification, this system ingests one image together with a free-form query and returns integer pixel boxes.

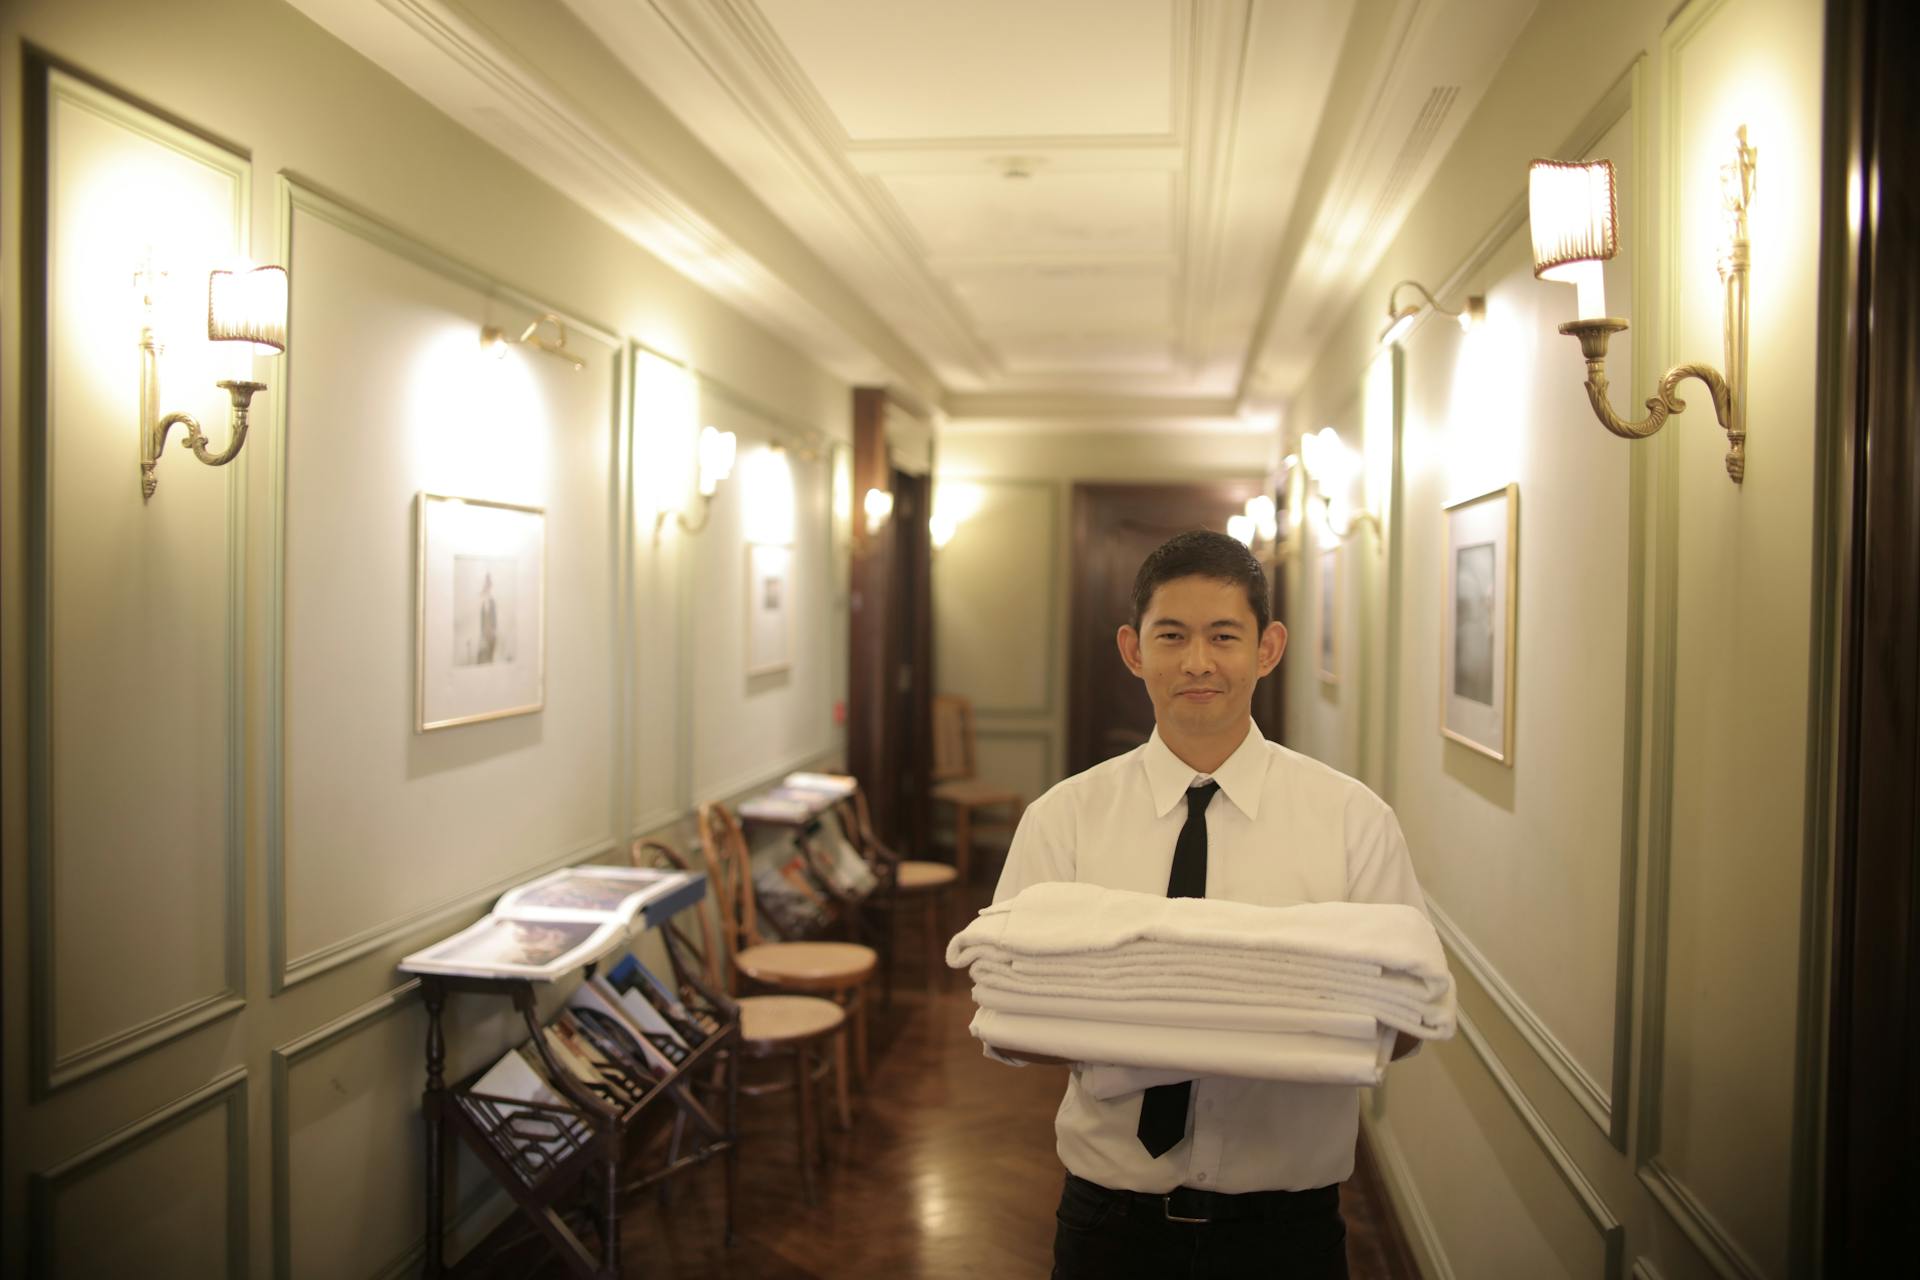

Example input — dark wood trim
[1823,0,1920,1268]
[847,389,892,839]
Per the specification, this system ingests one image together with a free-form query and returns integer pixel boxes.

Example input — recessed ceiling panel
[757,0,1175,140]
[999,333,1178,375]
[883,169,1173,259]
[952,269,1172,334]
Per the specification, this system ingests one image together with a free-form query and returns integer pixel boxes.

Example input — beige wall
[1280,2,1829,1279]
[0,0,851,1273]
[932,426,1269,809]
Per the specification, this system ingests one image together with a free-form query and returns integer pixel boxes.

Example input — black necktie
[1137,780,1219,1158]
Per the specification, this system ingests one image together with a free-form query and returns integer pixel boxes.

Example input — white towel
[970,1008,1396,1087]
[970,984,1380,1039]
[948,882,1455,1038]
[951,882,1448,994]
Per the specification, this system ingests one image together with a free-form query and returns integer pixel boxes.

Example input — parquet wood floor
[460,893,1420,1280]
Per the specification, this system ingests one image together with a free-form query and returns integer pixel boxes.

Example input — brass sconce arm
[144,379,266,499]
[654,495,715,539]
[1544,128,1754,484]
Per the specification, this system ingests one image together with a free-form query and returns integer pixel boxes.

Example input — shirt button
[1195,1172,1209,1184]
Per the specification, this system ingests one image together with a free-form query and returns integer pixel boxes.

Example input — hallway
[463,890,1419,1279]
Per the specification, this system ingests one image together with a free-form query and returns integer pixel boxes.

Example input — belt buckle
[1162,1193,1210,1225]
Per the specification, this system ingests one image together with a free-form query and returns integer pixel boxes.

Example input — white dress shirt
[990,721,1429,1194]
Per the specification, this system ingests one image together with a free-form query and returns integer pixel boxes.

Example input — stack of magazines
[399,865,699,982]
[461,950,717,1184]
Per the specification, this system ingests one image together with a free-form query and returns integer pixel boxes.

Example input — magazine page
[783,771,858,799]
[738,787,834,823]
[465,1045,593,1167]
[492,865,682,924]
[570,978,679,1076]
[399,913,628,981]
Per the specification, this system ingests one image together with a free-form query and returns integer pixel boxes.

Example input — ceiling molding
[286,0,942,396]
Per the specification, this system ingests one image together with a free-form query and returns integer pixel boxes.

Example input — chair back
[931,694,976,782]
[695,802,764,964]
[630,838,726,997]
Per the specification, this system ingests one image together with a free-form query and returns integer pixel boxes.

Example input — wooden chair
[696,803,878,1125]
[837,790,957,1002]
[631,838,843,1204]
[931,693,1024,883]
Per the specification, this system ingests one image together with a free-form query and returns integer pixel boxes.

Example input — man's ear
[1257,621,1287,677]
[1116,624,1145,677]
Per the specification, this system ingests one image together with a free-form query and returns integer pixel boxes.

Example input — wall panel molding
[29,1067,249,1276]
[270,981,497,1279]
[933,477,1060,717]
[1457,1010,1625,1279]
[1632,5,1775,1277]
[1359,1115,1458,1280]
[266,174,624,994]
[26,58,249,1096]
[1429,898,1615,1139]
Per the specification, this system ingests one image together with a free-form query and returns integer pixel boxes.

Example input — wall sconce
[654,424,736,537]
[1228,493,1281,558]
[1529,129,1755,483]
[1299,427,1380,543]
[137,261,287,501]
[1379,279,1484,347]
[862,487,894,535]
[480,312,584,370]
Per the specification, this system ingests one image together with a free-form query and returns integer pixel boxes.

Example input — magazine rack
[418,887,740,1278]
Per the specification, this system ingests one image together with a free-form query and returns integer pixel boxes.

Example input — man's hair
[1130,529,1271,634]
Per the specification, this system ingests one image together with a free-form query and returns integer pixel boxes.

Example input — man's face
[1116,575,1287,741]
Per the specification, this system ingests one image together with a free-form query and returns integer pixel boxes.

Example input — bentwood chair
[632,838,842,1204]
[837,789,958,1002]
[696,803,878,1127]
[930,694,1025,883]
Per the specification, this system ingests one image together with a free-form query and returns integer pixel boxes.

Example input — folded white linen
[967,957,1450,1037]
[971,1008,1396,1087]
[949,882,1449,1005]
[970,984,1379,1039]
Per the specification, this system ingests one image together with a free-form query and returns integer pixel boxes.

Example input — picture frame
[1317,546,1338,684]
[416,492,546,731]
[745,542,794,676]
[1441,483,1519,764]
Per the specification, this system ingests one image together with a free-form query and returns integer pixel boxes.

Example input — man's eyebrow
[1146,617,1245,631]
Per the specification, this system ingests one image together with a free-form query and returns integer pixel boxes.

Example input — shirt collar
[1142,722,1268,820]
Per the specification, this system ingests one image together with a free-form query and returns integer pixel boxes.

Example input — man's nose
[1181,639,1215,674]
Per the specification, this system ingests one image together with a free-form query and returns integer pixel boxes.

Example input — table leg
[422,979,448,1279]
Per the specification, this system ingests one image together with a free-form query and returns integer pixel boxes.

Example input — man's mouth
[1176,688,1223,700]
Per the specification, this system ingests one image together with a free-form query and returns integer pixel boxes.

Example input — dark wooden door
[887,468,933,857]
[1067,482,1278,776]
[1823,0,1920,1267]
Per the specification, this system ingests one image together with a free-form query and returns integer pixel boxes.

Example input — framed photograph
[745,542,794,676]
[416,493,545,731]
[1317,547,1338,684]
[1441,484,1519,763]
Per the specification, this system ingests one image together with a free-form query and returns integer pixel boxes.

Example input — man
[987,529,1428,1280]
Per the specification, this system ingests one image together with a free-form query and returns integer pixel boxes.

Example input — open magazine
[399,866,699,981]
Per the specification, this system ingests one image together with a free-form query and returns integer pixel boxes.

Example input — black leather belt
[1066,1173,1339,1225]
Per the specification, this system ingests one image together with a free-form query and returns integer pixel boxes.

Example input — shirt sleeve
[990,789,1076,905]
[980,789,1076,1066]
[1343,790,1427,913]
[1345,791,1435,1061]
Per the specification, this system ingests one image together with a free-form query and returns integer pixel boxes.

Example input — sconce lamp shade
[207,265,288,354]
[696,425,737,498]
[1528,159,1618,279]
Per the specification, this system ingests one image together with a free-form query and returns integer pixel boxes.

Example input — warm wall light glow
[634,350,697,523]
[1530,159,1617,319]
[408,324,549,501]
[1227,513,1255,546]
[929,481,983,551]
[740,445,794,545]
[696,425,736,498]
[1244,494,1278,542]
[862,486,894,534]
[207,263,287,354]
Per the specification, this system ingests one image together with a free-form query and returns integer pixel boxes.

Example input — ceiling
[292,0,1536,425]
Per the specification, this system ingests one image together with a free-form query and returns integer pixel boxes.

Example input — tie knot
[1186,780,1220,814]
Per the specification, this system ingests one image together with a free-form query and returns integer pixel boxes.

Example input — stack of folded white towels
[947,881,1455,1089]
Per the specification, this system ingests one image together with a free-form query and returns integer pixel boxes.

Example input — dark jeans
[1051,1174,1349,1280]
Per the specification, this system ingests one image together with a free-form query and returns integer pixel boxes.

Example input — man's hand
[985,1045,1074,1067]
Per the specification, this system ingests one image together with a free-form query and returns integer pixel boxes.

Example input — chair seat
[894,860,959,892]
[932,779,1021,807]
[737,941,878,992]
[737,994,845,1046]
